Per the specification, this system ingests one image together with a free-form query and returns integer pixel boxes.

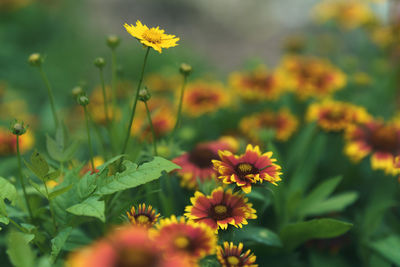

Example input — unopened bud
[107,35,120,49]
[94,57,106,69]
[10,120,27,136]
[138,87,151,102]
[179,63,192,76]
[72,86,84,98]
[28,53,43,67]
[77,95,89,106]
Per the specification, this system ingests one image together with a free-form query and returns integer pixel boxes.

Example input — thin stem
[43,182,57,233]
[16,136,33,221]
[111,49,118,121]
[121,47,151,154]
[8,217,27,233]
[144,101,158,156]
[99,68,110,125]
[38,66,59,128]
[83,106,95,172]
[172,74,188,136]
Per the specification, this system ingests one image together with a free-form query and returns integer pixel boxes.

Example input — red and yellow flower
[345,119,400,175]
[184,187,257,232]
[127,203,160,227]
[0,127,34,156]
[212,144,282,193]
[153,215,216,263]
[145,73,180,94]
[217,242,257,267]
[313,0,375,30]
[67,225,190,267]
[279,55,346,100]
[239,109,298,142]
[182,81,230,117]
[173,136,239,189]
[229,65,285,101]
[306,99,371,132]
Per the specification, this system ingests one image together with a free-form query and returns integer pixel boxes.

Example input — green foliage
[368,235,400,265]
[236,226,282,247]
[66,196,105,222]
[50,227,72,262]
[6,231,36,267]
[0,177,17,229]
[280,218,353,250]
[46,127,79,163]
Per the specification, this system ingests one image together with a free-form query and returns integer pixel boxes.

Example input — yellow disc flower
[124,20,179,53]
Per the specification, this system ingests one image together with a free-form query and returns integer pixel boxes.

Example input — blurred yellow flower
[229,65,286,101]
[0,127,34,156]
[124,20,179,53]
[144,73,181,94]
[313,0,375,30]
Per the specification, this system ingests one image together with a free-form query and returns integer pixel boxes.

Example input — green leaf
[0,177,17,216]
[28,179,47,198]
[368,235,400,265]
[280,218,353,250]
[30,150,49,178]
[299,192,358,216]
[49,184,73,200]
[7,231,36,267]
[66,197,105,222]
[50,227,72,263]
[46,134,78,163]
[43,170,61,182]
[235,226,282,247]
[96,157,180,196]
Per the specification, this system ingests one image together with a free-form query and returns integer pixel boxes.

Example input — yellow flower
[124,20,179,53]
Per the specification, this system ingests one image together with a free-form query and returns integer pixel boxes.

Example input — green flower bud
[28,53,43,67]
[10,120,27,136]
[94,57,106,69]
[179,63,192,76]
[77,95,89,106]
[138,87,151,102]
[107,35,120,49]
[72,86,84,98]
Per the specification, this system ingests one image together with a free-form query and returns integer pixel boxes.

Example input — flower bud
[94,57,106,69]
[179,63,192,76]
[72,86,84,98]
[10,120,27,136]
[138,87,151,102]
[77,95,89,106]
[107,35,120,49]
[28,53,43,67]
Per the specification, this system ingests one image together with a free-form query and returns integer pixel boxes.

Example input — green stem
[38,66,59,128]
[99,68,110,125]
[8,217,27,233]
[172,74,188,136]
[83,106,95,172]
[144,101,158,156]
[16,136,33,221]
[121,47,151,155]
[43,182,57,233]
[111,49,118,121]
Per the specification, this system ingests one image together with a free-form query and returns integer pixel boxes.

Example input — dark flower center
[188,147,217,168]
[369,126,399,153]
[235,163,259,177]
[211,204,231,220]
[117,248,158,267]
[243,75,274,91]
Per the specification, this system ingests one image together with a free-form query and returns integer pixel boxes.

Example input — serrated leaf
[299,192,358,216]
[369,235,400,265]
[96,157,180,196]
[43,170,61,182]
[50,227,72,262]
[62,141,79,162]
[280,218,353,250]
[49,184,73,200]
[66,197,105,222]
[7,231,36,267]
[0,177,17,216]
[236,226,282,247]
[46,135,65,162]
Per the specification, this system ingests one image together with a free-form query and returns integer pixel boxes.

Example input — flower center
[211,204,230,220]
[227,256,240,265]
[235,163,258,177]
[136,215,150,224]
[142,29,162,44]
[173,236,190,249]
[369,126,399,152]
[188,147,217,168]
[214,205,228,214]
